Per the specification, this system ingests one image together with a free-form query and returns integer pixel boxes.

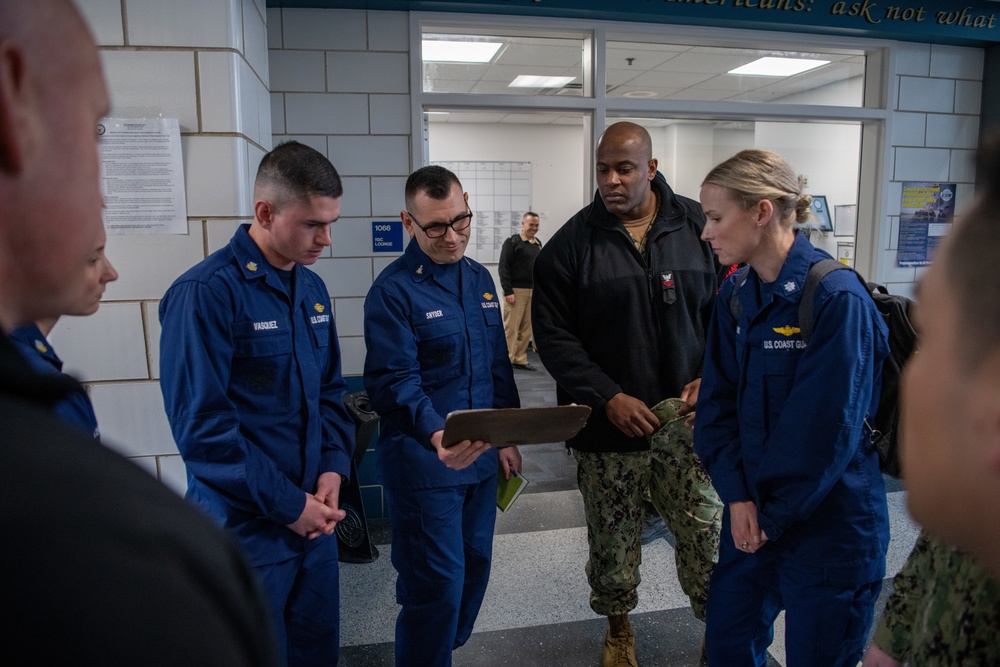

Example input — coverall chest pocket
[308,318,331,371]
[482,305,502,328]
[414,316,464,382]
[232,328,292,412]
[762,347,801,429]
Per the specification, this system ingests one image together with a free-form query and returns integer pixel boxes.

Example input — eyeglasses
[406,209,473,238]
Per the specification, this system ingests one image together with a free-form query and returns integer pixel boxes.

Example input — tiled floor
[339,350,919,666]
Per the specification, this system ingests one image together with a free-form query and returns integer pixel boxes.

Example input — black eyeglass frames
[406,209,474,238]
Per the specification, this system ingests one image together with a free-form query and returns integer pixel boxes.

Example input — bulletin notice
[98,118,187,235]
[897,181,956,267]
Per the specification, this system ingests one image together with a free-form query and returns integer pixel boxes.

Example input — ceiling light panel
[728,57,830,77]
[509,75,576,88]
[422,40,502,63]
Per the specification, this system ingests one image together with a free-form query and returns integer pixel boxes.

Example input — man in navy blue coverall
[160,141,356,666]
[364,165,522,666]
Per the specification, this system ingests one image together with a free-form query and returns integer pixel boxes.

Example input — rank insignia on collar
[314,303,325,313]
[34,340,48,354]
[416,265,424,275]
[782,280,797,293]
[246,261,258,272]
[484,292,493,300]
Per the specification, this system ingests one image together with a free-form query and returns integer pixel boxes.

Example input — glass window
[606,42,866,106]
[421,31,587,97]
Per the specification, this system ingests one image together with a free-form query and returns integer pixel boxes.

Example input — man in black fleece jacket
[532,122,722,667]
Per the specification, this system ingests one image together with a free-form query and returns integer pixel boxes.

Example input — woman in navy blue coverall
[694,149,890,667]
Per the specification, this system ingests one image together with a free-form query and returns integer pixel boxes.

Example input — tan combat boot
[602,614,637,667]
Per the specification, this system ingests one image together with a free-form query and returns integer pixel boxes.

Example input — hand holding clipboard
[442,405,591,448]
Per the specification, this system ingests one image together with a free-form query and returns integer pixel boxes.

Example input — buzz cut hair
[405,165,462,210]
[254,141,343,209]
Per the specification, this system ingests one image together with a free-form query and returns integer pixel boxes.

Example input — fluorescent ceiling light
[728,57,829,77]
[422,40,502,63]
[509,75,576,88]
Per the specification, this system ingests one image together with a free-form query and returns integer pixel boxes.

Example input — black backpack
[729,259,917,478]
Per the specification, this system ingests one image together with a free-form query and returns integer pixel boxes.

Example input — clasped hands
[287,471,346,539]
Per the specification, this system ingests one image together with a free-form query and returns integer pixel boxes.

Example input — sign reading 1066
[372,220,403,253]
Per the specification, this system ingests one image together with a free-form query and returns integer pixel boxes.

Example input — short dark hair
[255,141,343,208]
[523,211,539,219]
[405,165,461,210]
[944,132,1000,370]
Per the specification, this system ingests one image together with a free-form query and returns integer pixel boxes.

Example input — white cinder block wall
[268,8,412,381]
[883,43,983,298]
[54,0,272,494]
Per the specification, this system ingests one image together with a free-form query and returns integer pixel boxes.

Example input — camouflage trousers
[574,399,722,621]
[874,528,1000,665]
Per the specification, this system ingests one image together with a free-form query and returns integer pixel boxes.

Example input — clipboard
[442,405,591,448]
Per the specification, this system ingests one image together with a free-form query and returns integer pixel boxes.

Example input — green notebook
[496,469,529,512]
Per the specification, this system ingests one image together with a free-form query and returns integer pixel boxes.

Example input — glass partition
[422,32,588,97]
[606,42,866,106]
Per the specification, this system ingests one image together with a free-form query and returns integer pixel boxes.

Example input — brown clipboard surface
[442,405,591,448]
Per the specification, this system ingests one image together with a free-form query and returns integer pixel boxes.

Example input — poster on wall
[433,161,531,263]
[897,181,955,267]
[98,118,187,235]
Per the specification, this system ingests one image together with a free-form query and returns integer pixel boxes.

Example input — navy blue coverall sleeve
[363,286,447,449]
[159,280,306,526]
[318,313,354,479]
[694,279,749,504]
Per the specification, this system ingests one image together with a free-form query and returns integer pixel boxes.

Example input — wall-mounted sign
[897,181,956,267]
[373,220,403,253]
[336,0,1000,46]
[98,118,187,235]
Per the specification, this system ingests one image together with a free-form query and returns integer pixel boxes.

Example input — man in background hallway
[0,1,277,664]
[499,211,542,371]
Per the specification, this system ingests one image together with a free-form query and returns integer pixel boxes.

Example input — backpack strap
[799,259,853,342]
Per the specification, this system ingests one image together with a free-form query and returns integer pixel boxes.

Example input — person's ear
[254,200,276,229]
[755,199,774,227]
[647,158,658,181]
[401,210,417,237]
[0,40,35,174]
